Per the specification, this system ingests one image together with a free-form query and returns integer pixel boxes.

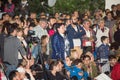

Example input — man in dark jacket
[51,23,69,60]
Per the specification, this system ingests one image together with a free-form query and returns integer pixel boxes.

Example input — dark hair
[41,35,48,44]
[82,55,91,60]
[106,12,112,16]
[109,55,116,61]
[1,13,10,20]
[101,36,108,42]
[1,21,10,33]
[49,60,59,70]
[29,23,36,28]
[71,76,78,80]
[9,70,18,80]
[53,23,65,32]
[48,16,55,21]
[111,4,116,9]
[72,59,82,66]
[40,18,47,22]
[16,28,23,32]
[7,23,18,35]
[110,42,119,50]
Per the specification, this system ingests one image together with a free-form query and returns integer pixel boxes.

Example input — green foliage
[28,0,105,14]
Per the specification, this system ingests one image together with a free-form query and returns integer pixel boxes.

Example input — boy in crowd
[97,36,110,73]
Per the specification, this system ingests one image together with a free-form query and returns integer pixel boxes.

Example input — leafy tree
[28,0,105,14]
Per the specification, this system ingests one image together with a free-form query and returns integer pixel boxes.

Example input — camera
[26,30,40,44]
[28,30,35,36]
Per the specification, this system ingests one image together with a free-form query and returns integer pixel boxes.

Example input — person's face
[30,13,36,19]
[3,14,10,21]
[50,18,56,26]
[53,64,59,72]
[65,57,72,66]
[72,17,78,24]
[58,25,65,34]
[74,11,79,17]
[83,57,90,65]
[110,59,117,66]
[41,21,47,29]
[13,29,17,36]
[77,62,83,69]
[104,38,109,44]
[86,52,94,62]
[113,6,117,11]
[17,31,23,37]
[55,13,59,18]
[83,21,90,29]
[66,19,71,26]
[45,36,49,44]
[23,27,29,35]
[99,21,105,28]
[57,62,63,71]
[107,13,112,19]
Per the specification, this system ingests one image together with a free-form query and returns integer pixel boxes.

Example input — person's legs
[4,64,17,77]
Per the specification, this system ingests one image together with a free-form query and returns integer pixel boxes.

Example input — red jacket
[111,63,120,80]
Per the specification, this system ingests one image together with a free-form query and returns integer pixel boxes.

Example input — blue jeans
[4,63,17,77]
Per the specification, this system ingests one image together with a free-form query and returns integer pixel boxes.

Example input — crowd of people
[0,0,120,80]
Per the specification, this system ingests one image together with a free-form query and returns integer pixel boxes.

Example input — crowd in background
[0,0,120,80]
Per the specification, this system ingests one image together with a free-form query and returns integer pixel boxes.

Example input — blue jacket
[66,25,85,49]
[64,64,88,80]
[97,43,110,59]
[51,32,65,60]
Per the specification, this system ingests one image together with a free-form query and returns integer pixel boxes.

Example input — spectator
[0,13,10,25]
[3,23,26,77]
[4,0,15,17]
[72,59,88,80]
[114,21,120,45]
[111,57,120,80]
[47,17,56,37]
[111,4,118,19]
[9,70,20,80]
[82,19,96,53]
[97,36,110,73]
[51,23,69,60]
[104,12,115,43]
[82,55,98,79]
[94,19,109,48]
[108,55,117,72]
[66,15,85,49]
[47,60,59,80]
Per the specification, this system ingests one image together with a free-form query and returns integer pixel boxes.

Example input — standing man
[52,23,69,60]
[66,16,85,49]
[3,23,26,76]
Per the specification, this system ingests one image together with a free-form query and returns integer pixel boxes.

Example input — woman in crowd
[4,0,15,17]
